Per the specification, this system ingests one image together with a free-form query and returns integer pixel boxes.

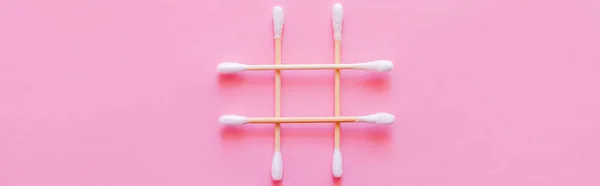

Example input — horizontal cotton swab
[217,60,393,74]
[219,112,395,125]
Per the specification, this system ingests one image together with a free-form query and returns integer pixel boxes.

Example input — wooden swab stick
[217,60,393,73]
[332,3,344,178]
[271,6,284,181]
[219,112,395,125]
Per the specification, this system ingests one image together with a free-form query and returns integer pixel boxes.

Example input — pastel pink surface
[1,0,600,185]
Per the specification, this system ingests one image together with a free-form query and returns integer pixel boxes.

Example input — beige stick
[248,63,355,70]
[274,38,282,152]
[252,116,357,123]
[334,40,341,148]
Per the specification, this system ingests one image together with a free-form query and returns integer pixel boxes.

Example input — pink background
[1,0,600,185]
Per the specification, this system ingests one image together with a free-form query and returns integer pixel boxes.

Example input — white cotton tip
[273,6,284,39]
[217,62,247,74]
[354,60,394,72]
[219,115,248,125]
[271,151,283,181]
[332,3,344,40]
[332,148,343,178]
[357,112,395,125]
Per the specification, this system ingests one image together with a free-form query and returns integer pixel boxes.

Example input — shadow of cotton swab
[217,68,392,92]
[219,125,275,145]
[220,123,392,146]
[218,73,273,88]
[342,71,391,92]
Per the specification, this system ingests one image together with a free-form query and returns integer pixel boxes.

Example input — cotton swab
[217,60,393,74]
[332,3,344,178]
[271,6,284,181]
[219,112,395,125]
